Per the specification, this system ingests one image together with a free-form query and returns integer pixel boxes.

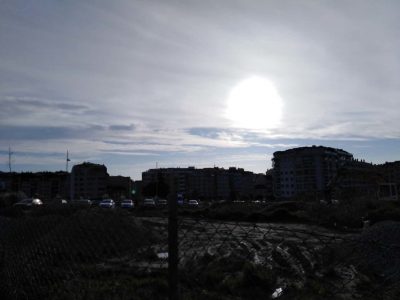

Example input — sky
[0,0,399,180]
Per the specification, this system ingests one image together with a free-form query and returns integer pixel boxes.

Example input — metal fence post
[168,187,179,300]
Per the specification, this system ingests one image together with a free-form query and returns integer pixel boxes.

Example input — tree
[142,179,170,198]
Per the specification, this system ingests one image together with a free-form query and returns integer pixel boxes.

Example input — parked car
[188,199,199,207]
[177,193,184,206]
[143,198,156,208]
[99,199,115,209]
[120,199,134,209]
[157,199,168,206]
[71,199,92,207]
[13,198,43,209]
[51,198,68,205]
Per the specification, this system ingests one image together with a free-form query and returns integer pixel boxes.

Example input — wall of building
[141,167,269,201]
[70,162,109,200]
[272,146,354,199]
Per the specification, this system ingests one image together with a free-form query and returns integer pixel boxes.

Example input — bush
[368,206,400,224]
[181,255,276,300]
[0,191,26,208]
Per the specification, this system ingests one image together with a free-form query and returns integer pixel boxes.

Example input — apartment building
[70,162,109,200]
[0,171,69,201]
[272,146,353,199]
[142,166,266,201]
[142,167,195,197]
[108,175,134,200]
[376,161,400,200]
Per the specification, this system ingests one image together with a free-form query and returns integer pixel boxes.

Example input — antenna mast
[8,146,13,173]
[156,162,159,199]
[66,150,71,172]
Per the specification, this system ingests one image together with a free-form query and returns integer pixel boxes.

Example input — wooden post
[168,185,179,300]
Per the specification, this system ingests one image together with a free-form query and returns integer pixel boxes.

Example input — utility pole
[8,146,13,173]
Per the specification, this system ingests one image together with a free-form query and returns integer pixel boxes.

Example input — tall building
[272,146,353,199]
[70,162,109,200]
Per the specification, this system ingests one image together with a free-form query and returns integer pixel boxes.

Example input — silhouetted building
[272,146,353,199]
[1,166,135,202]
[376,161,400,200]
[327,160,382,200]
[0,171,69,201]
[193,167,230,200]
[251,171,273,201]
[142,167,194,197]
[70,162,109,200]
[107,175,133,201]
[142,166,269,201]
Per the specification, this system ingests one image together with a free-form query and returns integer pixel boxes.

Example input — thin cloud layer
[1,0,399,178]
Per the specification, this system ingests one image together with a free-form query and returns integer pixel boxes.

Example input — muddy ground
[0,207,399,299]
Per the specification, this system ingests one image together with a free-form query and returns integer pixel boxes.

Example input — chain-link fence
[0,206,169,300]
[176,218,400,300]
[0,202,400,300]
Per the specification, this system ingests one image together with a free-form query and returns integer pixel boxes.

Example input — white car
[99,199,115,209]
[188,199,199,207]
[13,198,43,208]
[143,198,156,207]
[121,199,134,209]
[71,199,92,207]
[157,199,168,206]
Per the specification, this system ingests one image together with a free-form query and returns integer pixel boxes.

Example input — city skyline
[1,1,400,180]
[2,143,397,181]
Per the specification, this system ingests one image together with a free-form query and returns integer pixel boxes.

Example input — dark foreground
[0,204,399,300]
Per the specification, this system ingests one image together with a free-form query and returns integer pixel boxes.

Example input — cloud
[0,96,91,118]
[98,149,160,156]
[1,0,400,178]
[2,1,399,139]
[1,96,89,112]
[0,125,105,140]
[108,124,136,131]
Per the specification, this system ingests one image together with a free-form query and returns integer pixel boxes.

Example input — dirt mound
[353,221,400,281]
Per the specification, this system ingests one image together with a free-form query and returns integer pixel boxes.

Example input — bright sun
[226,77,283,130]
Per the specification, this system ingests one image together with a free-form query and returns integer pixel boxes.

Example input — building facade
[70,162,109,200]
[0,171,69,201]
[376,161,400,200]
[107,175,134,201]
[272,146,354,199]
[142,166,268,201]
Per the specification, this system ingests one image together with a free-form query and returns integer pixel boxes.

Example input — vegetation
[180,256,277,300]
[0,191,26,208]
[181,198,400,229]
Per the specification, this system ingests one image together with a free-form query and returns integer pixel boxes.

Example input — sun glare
[226,77,283,130]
